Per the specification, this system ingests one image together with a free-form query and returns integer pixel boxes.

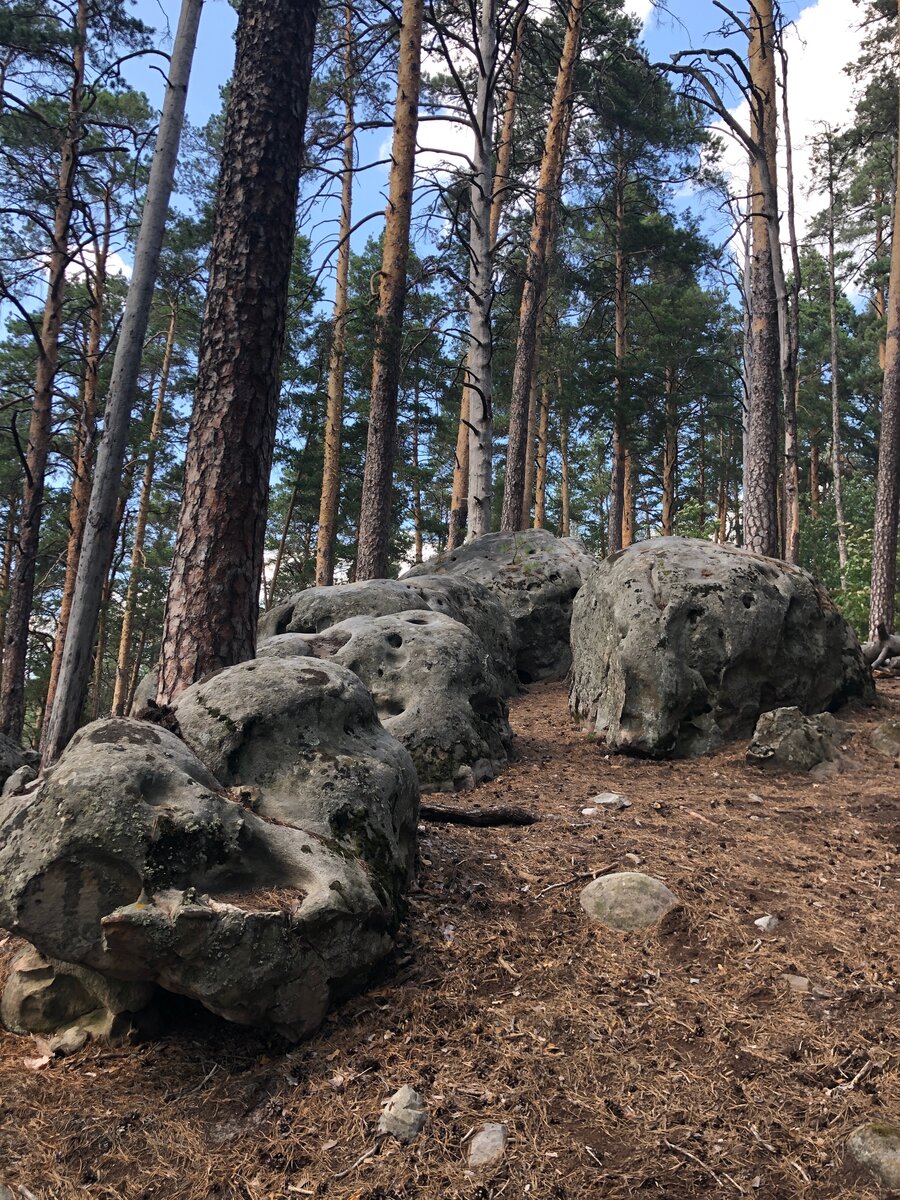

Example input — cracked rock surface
[0,658,418,1039]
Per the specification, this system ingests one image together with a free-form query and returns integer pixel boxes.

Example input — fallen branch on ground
[419,803,539,826]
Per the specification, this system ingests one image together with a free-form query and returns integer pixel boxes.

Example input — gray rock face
[0,732,38,791]
[580,872,679,931]
[259,575,518,696]
[746,707,840,772]
[2,944,155,1041]
[402,529,595,682]
[570,537,873,758]
[871,719,900,758]
[0,657,419,1039]
[467,1123,509,1170]
[2,764,36,797]
[847,1123,900,1189]
[261,610,513,792]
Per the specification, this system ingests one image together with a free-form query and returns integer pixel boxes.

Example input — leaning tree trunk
[42,0,205,761]
[355,0,424,577]
[0,0,85,740]
[315,0,354,586]
[43,213,110,732]
[151,0,318,709]
[111,303,177,715]
[743,0,781,560]
[500,0,583,531]
[869,16,900,641]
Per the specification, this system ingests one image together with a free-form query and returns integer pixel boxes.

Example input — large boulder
[260,575,518,696]
[402,529,595,682]
[260,610,513,792]
[569,537,873,758]
[0,658,419,1039]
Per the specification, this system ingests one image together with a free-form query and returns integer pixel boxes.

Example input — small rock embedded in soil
[378,1085,426,1143]
[467,1122,508,1169]
[870,719,900,759]
[746,707,840,773]
[782,973,810,994]
[847,1122,900,1189]
[587,792,631,810]
[754,914,779,933]
[580,872,678,931]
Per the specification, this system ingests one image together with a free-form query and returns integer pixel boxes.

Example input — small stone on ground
[377,1085,426,1143]
[467,1122,508,1169]
[580,872,678,931]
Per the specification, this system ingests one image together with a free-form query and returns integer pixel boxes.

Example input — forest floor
[0,679,898,1200]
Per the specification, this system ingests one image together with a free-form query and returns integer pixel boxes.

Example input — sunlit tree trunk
[778,34,801,564]
[0,497,17,688]
[743,0,780,559]
[824,144,849,589]
[111,303,177,715]
[356,0,424,575]
[622,447,635,548]
[500,0,583,531]
[154,0,318,707]
[0,0,85,739]
[869,15,900,640]
[315,0,354,585]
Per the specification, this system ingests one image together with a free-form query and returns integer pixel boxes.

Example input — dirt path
[1,681,897,1199]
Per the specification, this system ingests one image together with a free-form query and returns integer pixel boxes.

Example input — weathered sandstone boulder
[0,657,418,1039]
[260,574,518,696]
[260,609,513,791]
[403,529,595,682]
[746,707,841,772]
[0,732,38,792]
[570,537,873,757]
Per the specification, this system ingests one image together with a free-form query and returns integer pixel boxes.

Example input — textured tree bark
[778,35,801,565]
[622,447,635,549]
[315,0,354,586]
[743,0,781,559]
[153,0,318,707]
[607,417,626,555]
[412,379,423,562]
[463,0,498,541]
[0,0,85,739]
[825,151,849,589]
[43,208,110,731]
[533,376,550,529]
[809,432,820,520]
[356,0,424,576]
[447,384,470,550]
[716,431,728,543]
[521,314,544,529]
[111,304,177,715]
[661,368,677,536]
[500,0,583,531]
[869,18,900,640]
[875,189,886,371]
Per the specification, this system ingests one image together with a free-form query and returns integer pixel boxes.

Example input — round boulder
[570,537,873,758]
[403,529,595,682]
[580,872,679,931]
[847,1123,900,1189]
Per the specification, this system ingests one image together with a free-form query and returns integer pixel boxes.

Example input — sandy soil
[0,679,897,1199]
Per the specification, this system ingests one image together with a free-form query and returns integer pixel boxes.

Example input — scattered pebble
[847,1122,900,1189]
[754,914,779,933]
[623,852,643,866]
[466,1122,508,1170]
[377,1085,426,1143]
[587,792,631,810]
[580,808,597,816]
[782,973,810,994]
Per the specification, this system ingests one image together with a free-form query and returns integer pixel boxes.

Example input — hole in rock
[742,594,754,609]
[386,633,404,648]
[378,699,406,718]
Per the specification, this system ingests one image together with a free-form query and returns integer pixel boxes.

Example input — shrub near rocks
[570,537,873,758]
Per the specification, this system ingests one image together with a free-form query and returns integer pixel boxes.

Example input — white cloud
[713,0,865,247]
[624,0,653,27]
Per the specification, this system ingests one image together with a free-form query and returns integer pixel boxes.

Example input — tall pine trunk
[778,34,801,564]
[533,375,550,528]
[43,0,205,757]
[622,447,635,548]
[111,303,177,715]
[0,0,85,740]
[464,0,498,540]
[559,401,570,537]
[152,0,318,708]
[825,145,849,588]
[661,367,677,536]
[607,147,628,554]
[500,0,583,531]
[743,0,781,559]
[43,211,110,730]
[869,15,900,640]
[356,0,424,577]
[315,0,354,586]
[0,498,17,688]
